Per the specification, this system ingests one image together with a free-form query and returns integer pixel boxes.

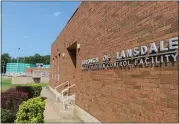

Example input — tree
[44,55,50,64]
[1,53,11,73]
[24,57,29,63]
[1,53,50,73]
[34,54,41,64]
[11,58,17,63]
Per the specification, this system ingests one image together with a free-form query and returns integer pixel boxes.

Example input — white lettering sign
[82,37,178,71]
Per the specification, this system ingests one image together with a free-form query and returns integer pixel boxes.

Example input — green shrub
[15,97,45,123]
[1,109,16,123]
[16,84,42,98]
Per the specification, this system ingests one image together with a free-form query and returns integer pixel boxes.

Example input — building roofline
[66,2,82,25]
[51,1,82,46]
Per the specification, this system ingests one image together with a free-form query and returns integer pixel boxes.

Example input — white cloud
[53,12,61,17]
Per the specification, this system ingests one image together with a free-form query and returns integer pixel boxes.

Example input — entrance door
[67,42,77,95]
[67,42,77,68]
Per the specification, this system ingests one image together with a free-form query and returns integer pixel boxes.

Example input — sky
[2,1,81,58]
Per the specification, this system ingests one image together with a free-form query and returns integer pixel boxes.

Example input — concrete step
[66,103,76,114]
[42,88,82,122]
[44,102,82,122]
[56,99,75,112]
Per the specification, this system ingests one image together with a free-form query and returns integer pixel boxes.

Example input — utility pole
[2,60,5,74]
[16,48,20,76]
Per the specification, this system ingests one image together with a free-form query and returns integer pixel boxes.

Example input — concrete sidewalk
[41,87,83,122]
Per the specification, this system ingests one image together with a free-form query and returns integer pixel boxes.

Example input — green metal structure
[43,64,50,68]
[6,63,50,74]
[6,63,35,74]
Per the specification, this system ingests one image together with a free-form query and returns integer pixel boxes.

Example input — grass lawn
[1,76,15,92]
[1,76,49,92]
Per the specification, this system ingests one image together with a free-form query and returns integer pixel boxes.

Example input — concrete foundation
[12,76,49,84]
[73,105,101,123]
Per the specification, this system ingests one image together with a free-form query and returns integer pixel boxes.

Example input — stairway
[54,81,76,111]
[41,87,82,122]
[44,86,101,123]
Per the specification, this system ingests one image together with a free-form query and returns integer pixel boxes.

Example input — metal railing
[63,94,75,110]
[55,81,76,110]
[55,81,70,102]
[55,80,69,91]
[61,84,76,110]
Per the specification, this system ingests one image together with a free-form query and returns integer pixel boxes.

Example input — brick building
[50,2,178,122]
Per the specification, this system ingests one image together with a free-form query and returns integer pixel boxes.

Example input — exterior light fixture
[77,43,80,49]
[62,53,65,57]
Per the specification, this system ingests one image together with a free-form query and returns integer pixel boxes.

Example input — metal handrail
[55,81,76,110]
[61,84,76,110]
[63,94,76,110]
[61,84,76,94]
[63,94,75,102]
[55,80,69,90]
[61,84,75,102]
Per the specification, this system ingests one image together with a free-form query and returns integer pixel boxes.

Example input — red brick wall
[26,68,32,73]
[26,68,50,72]
[50,2,178,122]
